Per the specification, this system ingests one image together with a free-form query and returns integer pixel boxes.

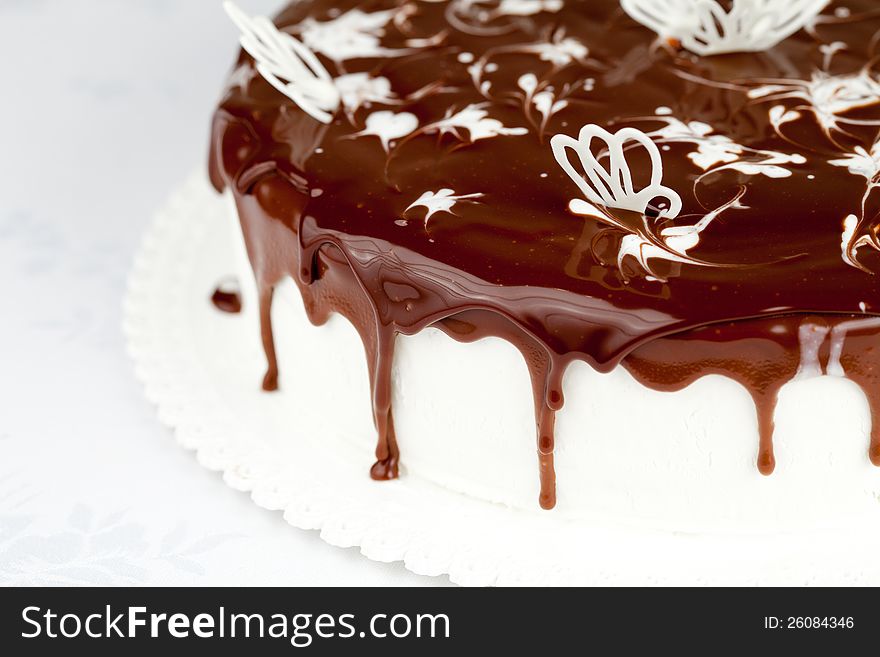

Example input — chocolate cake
[209,0,880,523]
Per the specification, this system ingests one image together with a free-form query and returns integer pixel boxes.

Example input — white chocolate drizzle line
[795,321,831,380]
[793,317,880,381]
[832,141,880,271]
[445,0,563,37]
[405,189,484,228]
[749,67,880,150]
[828,318,880,377]
[297,8,414,64]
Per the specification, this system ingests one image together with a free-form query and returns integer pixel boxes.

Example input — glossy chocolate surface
[210,0,880,508]
[211,280,243,314]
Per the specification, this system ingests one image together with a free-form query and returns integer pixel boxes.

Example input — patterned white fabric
[0,0,438,587]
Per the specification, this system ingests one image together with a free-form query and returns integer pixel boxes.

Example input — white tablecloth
[1,0,442,586]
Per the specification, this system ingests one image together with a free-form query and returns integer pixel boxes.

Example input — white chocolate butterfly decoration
[224,2,340,123]
[551,124,743,280]
[620,0,830,56]
[551,125,682,219]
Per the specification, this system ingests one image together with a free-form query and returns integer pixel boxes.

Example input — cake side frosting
[221,203,880,530]
[210,0,880,509]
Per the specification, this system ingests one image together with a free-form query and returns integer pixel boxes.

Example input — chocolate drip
[230,176,307,392]
[258,285,279,391]
[211,280,243,314]
[209,0,880,509]
[625,316,880,470]
[754,393,779,476]
[437,311,567,510]
[367,327,400,480]
[828,318,880,467]
[538,364,567,509]
[623,318,803,474]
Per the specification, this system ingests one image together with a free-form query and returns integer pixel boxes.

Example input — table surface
[1,0,444,586]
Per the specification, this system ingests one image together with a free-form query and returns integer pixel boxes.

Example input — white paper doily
[124,173,880,586]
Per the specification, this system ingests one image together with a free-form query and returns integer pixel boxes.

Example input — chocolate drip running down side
[209,0,880,509]
[211,280,243,314]
[221,171,880,508]
[627,315,880,471]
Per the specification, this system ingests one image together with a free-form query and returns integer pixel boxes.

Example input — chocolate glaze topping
[210,0,880,509]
